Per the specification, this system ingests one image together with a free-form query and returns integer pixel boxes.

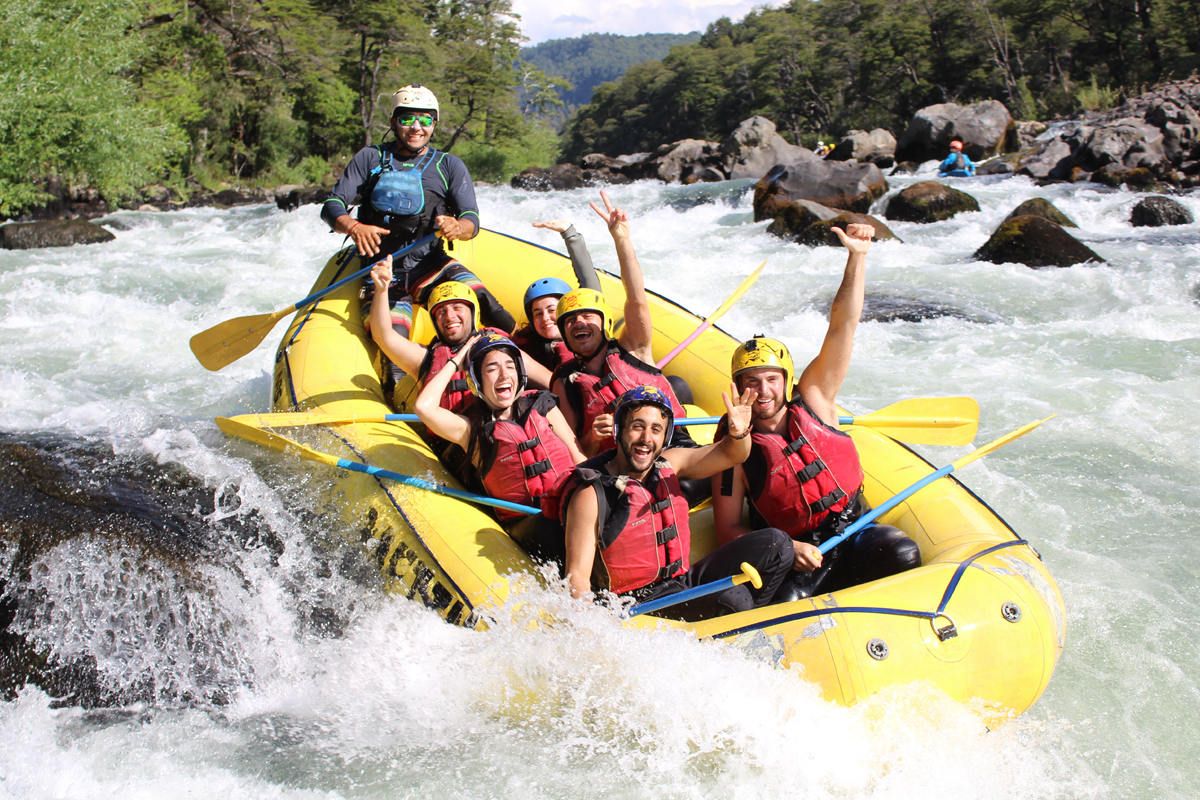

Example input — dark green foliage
[1,0,558,213]
[0,0,185,214]
[560,0,1200,160]
[520,32,703,109]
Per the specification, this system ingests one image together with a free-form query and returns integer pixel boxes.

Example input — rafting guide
[321,83,516,392]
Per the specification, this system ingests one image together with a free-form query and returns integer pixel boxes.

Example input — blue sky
[512,0,783,44]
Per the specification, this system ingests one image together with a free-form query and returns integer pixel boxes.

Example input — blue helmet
[523,277,573,323]
[466,330,527,403]
[612,385,675,444]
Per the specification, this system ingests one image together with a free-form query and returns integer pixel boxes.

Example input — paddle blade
[951,414,1055,471]
[850,397,979,446]
[190,308,290,371]
[216,415,339,468]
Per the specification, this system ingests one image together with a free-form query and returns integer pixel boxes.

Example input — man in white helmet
[321,84,516,389]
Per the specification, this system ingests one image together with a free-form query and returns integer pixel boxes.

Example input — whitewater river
[1,169,1198,798]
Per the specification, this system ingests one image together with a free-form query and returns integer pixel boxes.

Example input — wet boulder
[1013,139,1074,181]
[895,100,1015,163]
[1014,120,1050,150]
[1004,198,1078,228]
[274,185,328,212]
[648,139,724,183]
[1074,119,1165,172]
[827,129,897,164]
[765,199,899,246]
[0,219,116,249]
[753,161,888,218]
[1130,196,1194,227]
[884,181,980,223]
[721,116,815,181]
[579,154,635,186]
[511,164,586,191]
[974,215,1104,268]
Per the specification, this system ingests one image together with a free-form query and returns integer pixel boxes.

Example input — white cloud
[513,0,782,45]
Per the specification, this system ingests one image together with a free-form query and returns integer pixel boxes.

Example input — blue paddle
[191,233,438,371]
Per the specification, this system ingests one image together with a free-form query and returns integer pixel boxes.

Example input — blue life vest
[369,147,436,227]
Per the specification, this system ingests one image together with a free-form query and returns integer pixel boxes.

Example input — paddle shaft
[216,415,539,515]
[655,262,765,369]
[818,415,1052,554]
[289,232,438,313]
[628,562,762,617]
[335,458,539,516]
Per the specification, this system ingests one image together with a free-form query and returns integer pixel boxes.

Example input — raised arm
[368,255,429,375]
[666,384,757,480]
[590,191,654,362]
[797,223,872,427]
[533,219,602,291]
[413,339,475,451]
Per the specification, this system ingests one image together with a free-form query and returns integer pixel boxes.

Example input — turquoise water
[1,170,1198,798]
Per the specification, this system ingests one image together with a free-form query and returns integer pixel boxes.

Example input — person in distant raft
[711,223,921,604]
[320,84,515,391]
[558,384,793,621]
[512,218,603,372]
[415,330,584,565]
[938,140,976,177]
[551,191,699,461]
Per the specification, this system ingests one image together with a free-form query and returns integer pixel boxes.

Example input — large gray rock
[975,215,1103,268]
[884,181,980,223]
[511,164,586,191]
[895,100,1015,163]
[828,129,897,163]
[721,116,815,180]
[764,199,899,246]
[1013,139,1074,180]
[1130,196,1194,227]
[652,139,723,183]
[1075,119,1165,171]
[1,219,116,249]
[753,161,888,218]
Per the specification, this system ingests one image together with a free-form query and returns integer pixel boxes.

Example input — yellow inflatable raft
[260,229,1065,723]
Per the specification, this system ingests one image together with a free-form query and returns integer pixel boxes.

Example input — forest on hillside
[521,32,701,111]
[560,0,1200,161]
[0,0,567,215]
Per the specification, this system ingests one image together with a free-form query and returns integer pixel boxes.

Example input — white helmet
[389,84,439,120]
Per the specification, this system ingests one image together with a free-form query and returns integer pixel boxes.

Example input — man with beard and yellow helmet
[711,224,920,603]
[557,384,793,620]
[550,191,698,463]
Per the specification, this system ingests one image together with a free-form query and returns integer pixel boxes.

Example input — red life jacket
[553,340,686,453]
[555,450,691,595]
[511,326,573,371]
[721,400,864,540]
[417,327,508,415]
[477,391,576,522]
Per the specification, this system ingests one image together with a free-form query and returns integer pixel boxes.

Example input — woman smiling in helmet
[415,330,585,557]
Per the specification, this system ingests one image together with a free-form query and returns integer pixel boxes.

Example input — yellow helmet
[427,281,480,331]
[731,335,794,387]
[556,288,613,341]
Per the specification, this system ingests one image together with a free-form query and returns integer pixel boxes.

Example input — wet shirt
[321,143,479,275]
